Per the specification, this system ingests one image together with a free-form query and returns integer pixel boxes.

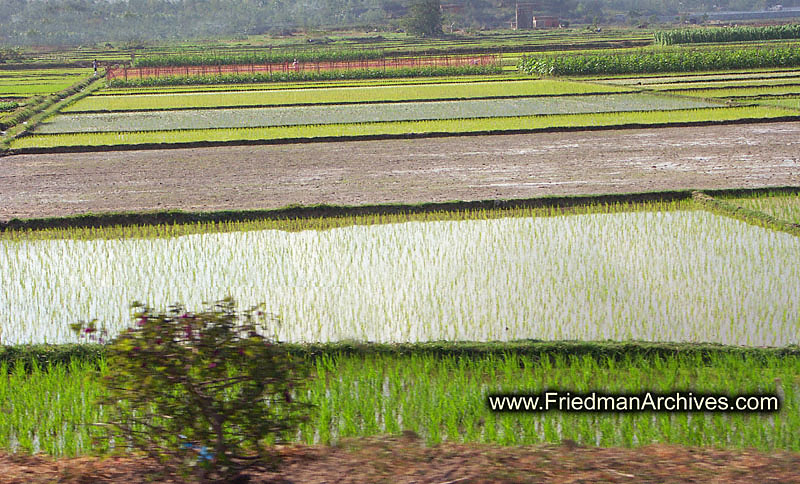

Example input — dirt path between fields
[4,437,800,483]
[2,122,799,221]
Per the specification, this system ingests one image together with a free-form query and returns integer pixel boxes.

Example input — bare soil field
[3,436,800,483]
[1,122,799,221]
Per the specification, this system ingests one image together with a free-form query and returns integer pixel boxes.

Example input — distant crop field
[2,205,799,346]
[758,97,800,110]
[40,94,718,134]
[0,68,91,98]
[67,79,634,112]
[96,75,522,96]
[14,106,794,150]
[669,85,800,99]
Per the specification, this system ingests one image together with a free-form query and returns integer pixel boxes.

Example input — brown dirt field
[2,122,799,222]
[3,437,800,483]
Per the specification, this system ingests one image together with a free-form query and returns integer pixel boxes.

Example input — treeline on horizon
[0,0,785,46]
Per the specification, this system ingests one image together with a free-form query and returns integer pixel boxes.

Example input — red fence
[106,55,501,81]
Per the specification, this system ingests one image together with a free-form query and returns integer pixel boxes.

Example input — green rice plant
[644,78,800,91]
[106,65,504,88]
[12,105,795,149]
[758,97,800,110]
[519,47,800,76]
[3,352,798,456]
[132,49,385,68]
[95,74,522,96]
[599,70,800,86]
[721,192,800,224]
[0,358,105,456]
[42,94,718,134]
[65,80,634,113]
[1,206,799,346]
[0,101,19,112]
[670,85,800,99]
[655,25,800,46]
[0,200,693,242]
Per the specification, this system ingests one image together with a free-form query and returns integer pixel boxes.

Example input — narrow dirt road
[2,122,798,220]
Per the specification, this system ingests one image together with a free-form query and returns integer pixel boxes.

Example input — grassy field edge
[3,340,800,370]
[3,187,800,232]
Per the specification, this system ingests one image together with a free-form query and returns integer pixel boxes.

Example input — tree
[404,0,443,37]
[72,298,311,482]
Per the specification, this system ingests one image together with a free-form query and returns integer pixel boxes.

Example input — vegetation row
[132,49,386,67]
[107,65,503,88]
[4,339,800,371]
[519,47,800,76]
[655,24,800,45]
[0,75,96,131]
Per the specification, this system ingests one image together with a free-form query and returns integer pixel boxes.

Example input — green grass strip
[0,197,695,241]
[66,80,633,112]
[670,85,800,99]
[11,106,795,150]
[3,339,800,372]
[693,191,800,237]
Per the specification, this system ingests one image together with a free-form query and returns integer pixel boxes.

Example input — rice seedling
[2,352,798,457]
[722,192,800,224]
[1,207,798,346]
[65,79,633,113]
[106,65,503,88]
[671,85,800,99]
[40,94,718,134]
[12,105,795,149]
[758,97,800,110]
[598,69,800,86]
[96,74,522,96]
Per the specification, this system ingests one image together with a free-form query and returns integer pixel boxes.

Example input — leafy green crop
[519,47,800,76]
[655,24,800,45]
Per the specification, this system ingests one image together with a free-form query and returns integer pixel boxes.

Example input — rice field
[757,97,800,110]
[64,79,634,113]
[12,105,793,149]
[723,192,800,224]
[96,74,523,96]
[0,68,92,98]
[2,204,799,346]
[38,94,718,134]
[671,85,800,99]
[1,352,798,457]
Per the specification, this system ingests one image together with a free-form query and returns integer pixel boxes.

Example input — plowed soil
[3,436,800,483]
[2,122,799,221]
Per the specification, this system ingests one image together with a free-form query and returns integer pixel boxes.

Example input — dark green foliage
[0,76,96,131]
[133,50,384,68]
[404,0,444,38]
[0,101,19,112]
[70,298,310,481]
[6,339,800,371]
[519,46,800,76]
[107,64,502,87]
[655,24,800,45]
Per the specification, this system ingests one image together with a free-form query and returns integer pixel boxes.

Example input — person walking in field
[93,59,98,76]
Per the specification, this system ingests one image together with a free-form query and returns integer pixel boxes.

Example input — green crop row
[0,101,18,112]
[43,95,717,134]
[65,80,634,113]
[96,74,522,96]
[132,49,387,67]
[12,106,794,150]
[672,85,800,99]
[655,24,800,45]
[0,74,97,132]
[1,351,797,456]
[519,47,800,76]
[721,191,800,225]
[106,65,504,88]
